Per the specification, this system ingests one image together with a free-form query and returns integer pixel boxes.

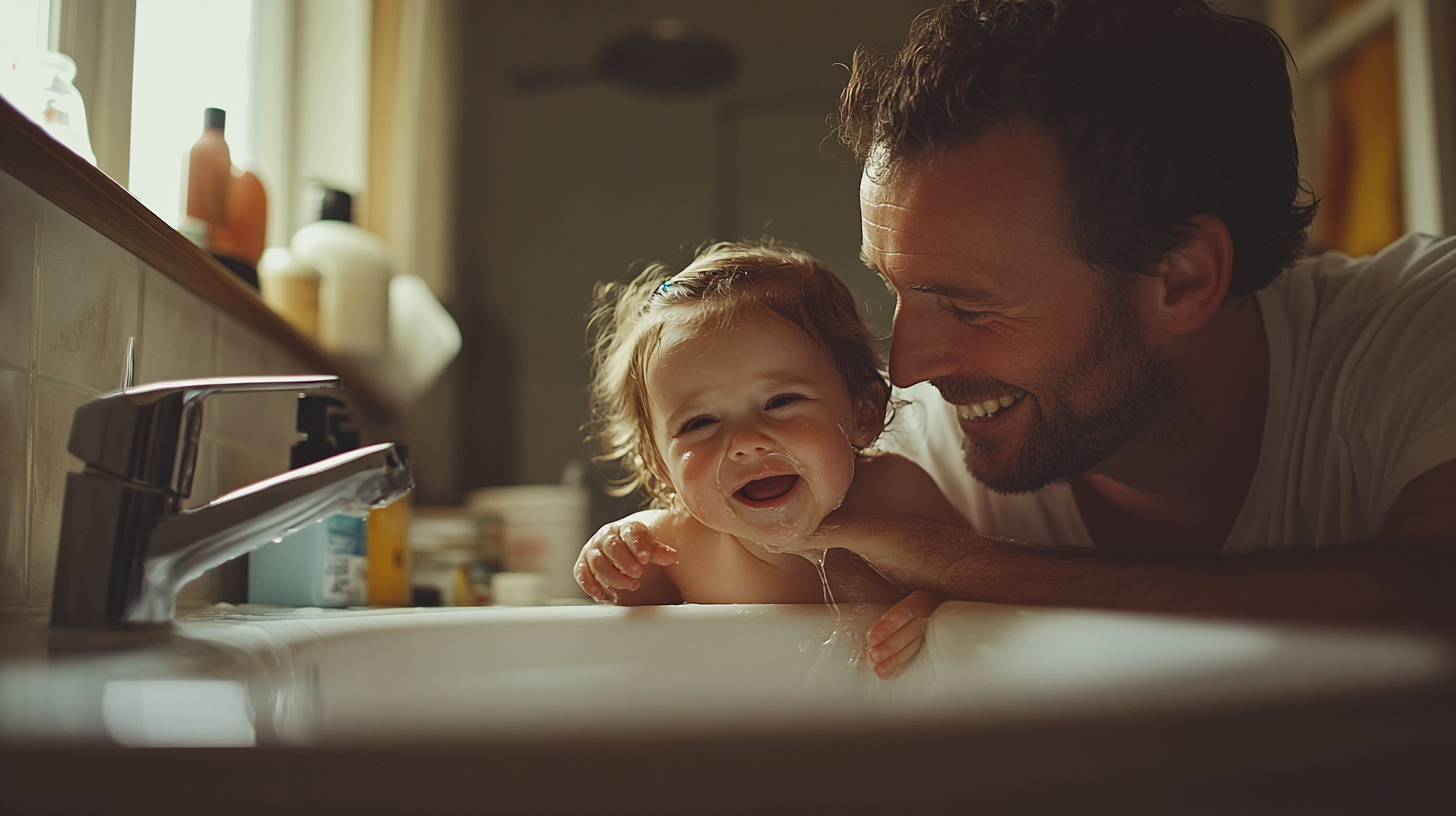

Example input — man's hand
[574,519,679,602]
[866,590,940,678]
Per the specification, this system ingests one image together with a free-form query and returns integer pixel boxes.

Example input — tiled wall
[0,169,310,614]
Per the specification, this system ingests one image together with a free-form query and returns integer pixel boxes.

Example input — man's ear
[851,379,890,447]
[1155,214,1233,335]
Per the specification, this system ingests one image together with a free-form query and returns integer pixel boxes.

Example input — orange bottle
[210,169,268,267]
[183,107,231,230]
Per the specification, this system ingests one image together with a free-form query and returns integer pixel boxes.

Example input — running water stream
[798,547,863,687]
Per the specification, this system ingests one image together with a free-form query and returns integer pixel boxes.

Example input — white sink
[1,602,1452,814]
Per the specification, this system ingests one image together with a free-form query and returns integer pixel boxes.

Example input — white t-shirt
[877,233,1456,552]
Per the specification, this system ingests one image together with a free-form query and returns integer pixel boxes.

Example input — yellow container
[367,494,412,606]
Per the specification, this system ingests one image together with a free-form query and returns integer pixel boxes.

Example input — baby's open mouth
[735,474,799,503]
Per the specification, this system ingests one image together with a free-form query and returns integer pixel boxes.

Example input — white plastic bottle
[289,188,389,359]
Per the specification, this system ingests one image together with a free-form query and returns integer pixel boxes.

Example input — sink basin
[2,602,1453,814]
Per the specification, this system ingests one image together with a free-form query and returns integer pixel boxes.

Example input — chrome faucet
[50,371,413,627]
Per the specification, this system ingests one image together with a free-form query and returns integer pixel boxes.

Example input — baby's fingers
[867,590,935,651]
[599,524,652,577]
[870,633,925,679]
[586,546,642,593]
[867,614,930,679]
[575,557,611,602]
[866,591,938,679]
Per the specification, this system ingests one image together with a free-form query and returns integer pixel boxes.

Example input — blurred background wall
[452,1,939,524]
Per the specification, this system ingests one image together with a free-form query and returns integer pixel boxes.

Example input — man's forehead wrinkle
[859,195,968,217]
[909,280,1002,303]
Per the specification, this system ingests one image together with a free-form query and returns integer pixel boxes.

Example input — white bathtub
[2,602,1453,814]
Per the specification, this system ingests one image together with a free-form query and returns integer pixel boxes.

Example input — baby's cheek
[673,451,731,526]
[800,434,858,508]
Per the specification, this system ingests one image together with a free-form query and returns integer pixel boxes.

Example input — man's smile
[954,387,1028,422]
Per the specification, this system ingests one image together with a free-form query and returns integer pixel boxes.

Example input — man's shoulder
[1259,234,1456,365]
[1270,234,1456,304]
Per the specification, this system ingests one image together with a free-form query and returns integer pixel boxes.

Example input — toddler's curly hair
[587,240,888,507]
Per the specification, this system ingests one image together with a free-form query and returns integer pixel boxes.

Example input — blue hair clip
[654,279,674,297]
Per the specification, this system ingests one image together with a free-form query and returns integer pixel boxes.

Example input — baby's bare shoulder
[845,452,969,528]
[640,507,719,552]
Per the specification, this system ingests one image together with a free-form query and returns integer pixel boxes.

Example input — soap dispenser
[247,395,368,607]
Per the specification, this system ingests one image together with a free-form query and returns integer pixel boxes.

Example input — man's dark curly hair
[839,0,1318,298]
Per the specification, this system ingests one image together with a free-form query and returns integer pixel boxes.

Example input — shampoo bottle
[289,188,390,359]
[248,396,367,607]
[181,108,230,245]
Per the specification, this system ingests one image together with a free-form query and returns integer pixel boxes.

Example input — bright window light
[0,0,49,68]
[128,0,256,227]
[0,0,49,76]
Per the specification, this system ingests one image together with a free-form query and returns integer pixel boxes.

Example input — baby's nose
[729,426,775,458]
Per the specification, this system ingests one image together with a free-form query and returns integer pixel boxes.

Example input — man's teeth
[956,389,1026,420]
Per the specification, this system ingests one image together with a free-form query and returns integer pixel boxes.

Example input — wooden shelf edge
[0,97,395,420]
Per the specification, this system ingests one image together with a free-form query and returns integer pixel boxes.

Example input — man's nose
[888,300,963,389]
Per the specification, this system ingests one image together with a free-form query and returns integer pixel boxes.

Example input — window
[127,0,257,228]
[0,0,50,61]
[1269,0,1456,249]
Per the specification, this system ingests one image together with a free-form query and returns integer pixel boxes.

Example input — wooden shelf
[0,97,393,419]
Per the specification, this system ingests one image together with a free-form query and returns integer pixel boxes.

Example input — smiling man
[814,0,1456,630]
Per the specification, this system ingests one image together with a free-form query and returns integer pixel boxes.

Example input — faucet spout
[127,443,412,624]
[50,374,414,628]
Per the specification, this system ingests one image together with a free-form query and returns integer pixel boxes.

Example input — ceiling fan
[512,18,739,95]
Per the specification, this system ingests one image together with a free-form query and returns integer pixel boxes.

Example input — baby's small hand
[574,520,679,602]
[865,590,940,678]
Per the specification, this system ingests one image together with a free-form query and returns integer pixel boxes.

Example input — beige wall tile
[214,437,290,496]
[29,380,94,602]
[0,366,30,603]
[0,171,38,370]
[138,267,218,384]
[212,315,299,461]
[35,200,140,392]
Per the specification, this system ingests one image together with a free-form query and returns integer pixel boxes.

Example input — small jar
[410,508,499,606]
[259,248,321,339]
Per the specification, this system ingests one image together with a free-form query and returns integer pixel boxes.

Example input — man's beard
[934,280,1179,495]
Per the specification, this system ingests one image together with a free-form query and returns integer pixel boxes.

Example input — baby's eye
[766,393,805,410]
[676,415,717,435]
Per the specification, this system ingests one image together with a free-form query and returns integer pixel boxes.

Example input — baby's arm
[839,452,966,676]
[574,510,682,606]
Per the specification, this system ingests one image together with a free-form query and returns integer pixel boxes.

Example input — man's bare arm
[813,460,1456,632]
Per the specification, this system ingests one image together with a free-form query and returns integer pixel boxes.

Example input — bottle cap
[203,107,226,131]
[318,187,353,223]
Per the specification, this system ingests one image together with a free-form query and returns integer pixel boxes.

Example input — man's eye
[677,416,717,435]
[766,394,804,410]
[945,302,991,325]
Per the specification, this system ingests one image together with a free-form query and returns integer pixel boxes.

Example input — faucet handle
[68,375,340,499]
